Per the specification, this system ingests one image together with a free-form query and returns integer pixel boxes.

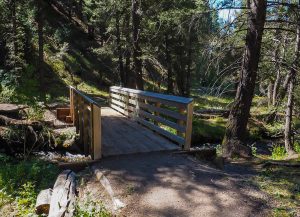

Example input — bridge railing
[69,86,102,160]
[109,86,194,150]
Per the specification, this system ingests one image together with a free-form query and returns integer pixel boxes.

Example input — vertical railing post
[92,104,102,160]
[70,87,74,120]
[184,102,193,151]
[78,96,84,144]
[154,102,161,126]
[74,93,79,133]
[83,103,89,156]
[177,107,185,139]
[125,92,129,117]
[109,87,112,107]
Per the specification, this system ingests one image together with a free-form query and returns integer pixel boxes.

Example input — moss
[192,117,227,144]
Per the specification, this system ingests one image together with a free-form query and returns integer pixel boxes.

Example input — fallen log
[49,170,76,217]
[194,109,230,118]
[0,103,27,118]
[35,189,52,215]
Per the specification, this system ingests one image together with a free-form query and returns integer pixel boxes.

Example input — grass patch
[192,117,227,144]
[254,166,300,217]
[0,154,60,216]
[194,95,233,110]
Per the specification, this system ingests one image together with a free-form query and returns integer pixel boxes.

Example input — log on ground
[48,170,76,217]
[35,188,52,215]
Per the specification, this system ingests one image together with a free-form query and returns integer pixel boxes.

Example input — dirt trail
[86,152,269,217]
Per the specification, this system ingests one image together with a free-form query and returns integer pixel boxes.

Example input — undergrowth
[0,154,60,216]
[254,166,300,217]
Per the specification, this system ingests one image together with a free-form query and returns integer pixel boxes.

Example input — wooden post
[92,104,102,160]
[78,96,84,144]
[70,87,74,121]
[109,87,112,108]
[125,92,129,117]
[154,102,161,126]
[74,93,79,133]
[184,102,193,151]
[83,103,89,156]
[177,108,185,138]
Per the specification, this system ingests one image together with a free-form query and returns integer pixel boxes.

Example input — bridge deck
[101,107,179,157]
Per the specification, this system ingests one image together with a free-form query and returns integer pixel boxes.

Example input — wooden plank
[70,86,102,107]
[128,98,186,120]
[111,98,126,108]
[184,102,193,151]
[138,110,185,133]
[138,101,186,121]
[110,86,193,104]
[92,105,102,160]
[111,104,129,116]
[110,88,187,109]
[136,117,185,145]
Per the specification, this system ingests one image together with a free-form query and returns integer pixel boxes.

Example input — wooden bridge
[69,86,194,160]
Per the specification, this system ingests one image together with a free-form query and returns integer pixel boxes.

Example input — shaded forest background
[1,0,300,156]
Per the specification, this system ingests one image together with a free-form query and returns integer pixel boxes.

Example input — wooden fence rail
[70,86,102,160]
[109,86,194,150]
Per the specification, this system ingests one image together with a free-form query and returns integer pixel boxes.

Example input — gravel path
[86,152,269,217]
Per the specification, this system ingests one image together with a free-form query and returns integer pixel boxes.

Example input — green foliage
[0,156,59,215]
[271,145,287,160]
[251,144,257,156]
[294,141,300,154]
[254,166,300,217]
[192,117,226,144]
[74,195,111,217]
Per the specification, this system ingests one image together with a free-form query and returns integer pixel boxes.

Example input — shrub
[271,145,286,160]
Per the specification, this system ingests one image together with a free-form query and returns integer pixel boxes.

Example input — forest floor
[78,152,299,217]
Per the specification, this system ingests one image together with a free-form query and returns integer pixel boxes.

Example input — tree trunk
[284,76,296,155]
[37,0,44,77]
[165,34,173,94]
[284,3,300,155]
[186,31,193,97]
[132,0,143,90]
[222,0,267,158]
[124,14,134,88]
[267,82,273,107]
[116,12,125,86]
[12,0,17,58]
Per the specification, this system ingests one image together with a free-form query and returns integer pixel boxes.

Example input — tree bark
[186,31,193,97]
[116,12,125,86]
[284,76,296,155]
[37,0,44,77]
[124,13,134,88]
[284,3,300,155]
[222,0,267,158]
[165,34,173,94]
[132,0,143,90]
[267,82,273,107]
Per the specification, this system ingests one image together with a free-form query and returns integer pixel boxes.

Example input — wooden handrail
[70,86,102,160]
[109,86,193,150]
